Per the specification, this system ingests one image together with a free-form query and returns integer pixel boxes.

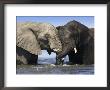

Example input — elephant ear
[17,29,42,55]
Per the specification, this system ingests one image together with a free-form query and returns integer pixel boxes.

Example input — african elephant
[16,22,62,65]
[56,20,94,65]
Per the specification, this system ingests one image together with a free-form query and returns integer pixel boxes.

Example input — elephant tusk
[53,49,57,52]
[62,58,64,60]
[53,49,60,52]
[74,48,77,53]
[57,49,60,51]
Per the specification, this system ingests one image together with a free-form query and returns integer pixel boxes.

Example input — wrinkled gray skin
[56,20,94,65]
[16,22,62,65]
[89,28,94,38]
[55,24,77,65]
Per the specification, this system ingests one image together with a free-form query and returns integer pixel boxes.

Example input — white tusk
[74,48,77,53]
[53,49,60,52]
[62,58,65,60]
[57,49,60,51]
[53,49,57,52]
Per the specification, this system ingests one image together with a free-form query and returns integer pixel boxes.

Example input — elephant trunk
[56,47,70,59]
[56,38,77,59]
[56,45,77,59]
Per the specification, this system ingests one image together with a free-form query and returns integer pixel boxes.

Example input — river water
[16,57,94,75]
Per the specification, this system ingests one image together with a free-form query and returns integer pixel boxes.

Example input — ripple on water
[16,64,94,74]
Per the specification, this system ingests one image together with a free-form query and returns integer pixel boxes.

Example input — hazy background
[17,16,94,63]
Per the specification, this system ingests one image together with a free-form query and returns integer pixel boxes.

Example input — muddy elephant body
[56,20,94,65]
[16,22,62,65]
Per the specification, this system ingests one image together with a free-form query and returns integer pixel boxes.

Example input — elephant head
[56,23,78,59]
[56,20,94,65]
[16,22,62,56]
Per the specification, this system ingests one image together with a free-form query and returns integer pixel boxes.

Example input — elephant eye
[38,38,49,45]
[45,34,50,39]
